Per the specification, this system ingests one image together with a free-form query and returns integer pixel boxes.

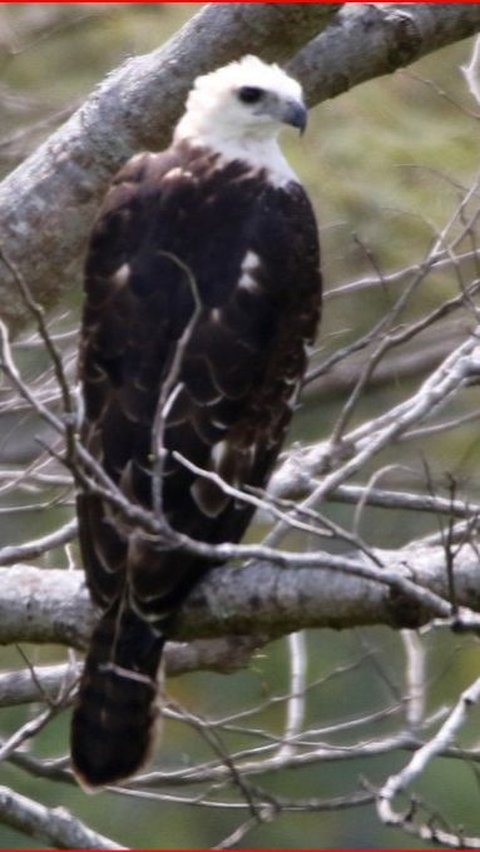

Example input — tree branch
[290,3,480,104]
[2,538,479,656]
[270,332,480,501]
[2,3,480,332]
[377,675,480,847]
[0,2,339,332]
[0,635,264,709]
[0,784,125,850]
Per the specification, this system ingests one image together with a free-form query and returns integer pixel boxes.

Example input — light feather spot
[238,251,261,293]
[211,439,229,471]
[210,417,230,429]
[287,381,301,411]
[204,392,225,407]
[74,383,85,428]
[238,271,259,293]
[112,263,130,287]
[242,251,261,273]
[127,152,146,169]
[163,167,193,182]
[190,479,228,518]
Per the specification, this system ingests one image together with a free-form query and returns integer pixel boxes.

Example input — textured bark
[0,2,339,332]
[1,542,479,653]
[0,785,125,850]
[2,4,480,332]
[290,3,480,104]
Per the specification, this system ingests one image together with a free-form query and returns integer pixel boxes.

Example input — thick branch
[2,4,479,331]
[2,542,479,653]
[290,3,480,104]
[0,784,124,850]
[0,2,339,331]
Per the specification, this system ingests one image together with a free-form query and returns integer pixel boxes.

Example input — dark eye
[238,86,264,104]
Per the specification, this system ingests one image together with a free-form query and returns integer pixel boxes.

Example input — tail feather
[71,604,165,789]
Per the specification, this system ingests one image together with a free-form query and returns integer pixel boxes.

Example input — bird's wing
[77,150,321,616]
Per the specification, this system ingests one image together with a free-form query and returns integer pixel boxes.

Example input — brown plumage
[71,56,322,788]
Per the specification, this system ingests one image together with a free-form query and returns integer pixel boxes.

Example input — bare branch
[271,332,480,502]
[291,3,480,105]
[0,518,77,566]
[0,784,125,850]
[3,4,480,333]
[2,534,480,653]
[377,674,480,847]
[0,2,339,332]
[0,635,264,710]
[2,9,480,849]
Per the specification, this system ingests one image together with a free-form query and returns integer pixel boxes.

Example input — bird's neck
[174,123,298,188]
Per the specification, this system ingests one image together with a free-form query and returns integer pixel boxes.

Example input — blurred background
[1,3,480,848]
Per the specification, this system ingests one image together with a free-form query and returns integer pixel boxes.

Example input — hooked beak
[283,98,308,135]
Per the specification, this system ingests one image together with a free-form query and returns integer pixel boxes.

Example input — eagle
[71,55,322,788]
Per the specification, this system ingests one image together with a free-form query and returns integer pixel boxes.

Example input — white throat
[174,117,298,189]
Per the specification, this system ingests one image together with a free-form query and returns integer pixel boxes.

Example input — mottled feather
[72,56,322,789]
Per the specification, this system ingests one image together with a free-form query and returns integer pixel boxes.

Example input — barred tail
[71,604,165,789]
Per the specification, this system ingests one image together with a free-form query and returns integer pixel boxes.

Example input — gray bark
[2,4,480,331]
[0,785,125,850]
[2,542,478,655]
[0,2,339,332]
[290,3,480,103]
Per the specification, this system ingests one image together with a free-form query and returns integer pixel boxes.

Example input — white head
[174,55,307,184]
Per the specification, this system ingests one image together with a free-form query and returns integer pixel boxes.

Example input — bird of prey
[71,54,322,788]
